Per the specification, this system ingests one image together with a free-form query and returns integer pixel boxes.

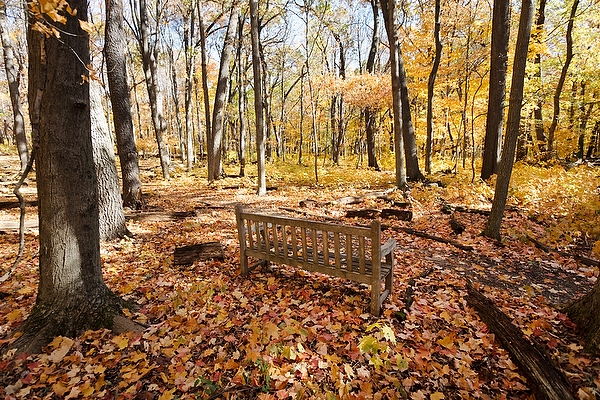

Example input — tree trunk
[298,68,304,165]
[483,0,534,240]
[12,0,139,354]
[209,8,238,181]
[168,46,184,163]
[547,0,579,155]
[380,0,406,189]
[398,49,423,182]
[532,0,547,154]
[137,0,170,179]
[184,3,196,170]
[199,14,212,150]
[481,0,510,180]
[0,2,28,171]
[237,14,247,177]
[90,82,129,241]
[250,0,266,195]
[105,0,144,210]
[426,0,442,175]
[364,0,380,171]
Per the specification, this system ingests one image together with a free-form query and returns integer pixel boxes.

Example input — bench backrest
[235,205,382,279]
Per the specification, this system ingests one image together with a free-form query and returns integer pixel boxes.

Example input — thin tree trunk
[237,14,247,177]
[0,3,28,171]
[533,0,547,153]
[364,0,380,171]
[184,2,196,170]
[209,8,238,181]
[547,0,579,155]
[168,47,184,162]
[380,0,406,189]
[426,0,442,175]
[483,0,534,240]
[199,14,212,151]
[137,0,170,179]
[298,68,304,165]
[250,0,266,195]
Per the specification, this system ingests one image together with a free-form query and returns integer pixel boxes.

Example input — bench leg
[371,282,381,316]
[384,253,394,299]
[241,252,249,276]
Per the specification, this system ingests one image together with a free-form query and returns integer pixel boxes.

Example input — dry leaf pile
[0,161,599,399]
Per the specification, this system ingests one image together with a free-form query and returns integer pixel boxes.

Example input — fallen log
[345,208,413,221]
[384,225,473,251]
[346,209,380,219]
[466,280,575,400]
[337,188,395,205]
[527,235,600,268]
[380,209,412,221]
[174,242,225,266]
[126,210,196,222]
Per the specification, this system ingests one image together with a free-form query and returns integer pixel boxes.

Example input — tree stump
[173,242,225,266]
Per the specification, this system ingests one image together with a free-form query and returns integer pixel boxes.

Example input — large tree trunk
[547,0,579,155]
[483,0,534,240]
[208,8,238,181]
[0,3,28,171]
[565,278,600,354]
[105,0,144,209]
[426,0,442,175]
[12,0,140,355]
[137,0,170,179]
[250,0,266,195]
[481,0,510,180]
[90,82,129,241]
[380,0,406,189]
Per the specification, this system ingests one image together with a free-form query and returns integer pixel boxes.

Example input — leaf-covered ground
[1,155,599,399]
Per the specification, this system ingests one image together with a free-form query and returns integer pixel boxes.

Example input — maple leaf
[48,337,74,363]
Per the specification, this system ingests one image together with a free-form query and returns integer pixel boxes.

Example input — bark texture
[90,82,129,241]
[11,0,140,354]
[481,0,510,180]
[483,0,534,239]
[209,8,238,181]
[105,0,144,209]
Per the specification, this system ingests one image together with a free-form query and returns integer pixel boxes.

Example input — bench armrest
[381,238,396,257]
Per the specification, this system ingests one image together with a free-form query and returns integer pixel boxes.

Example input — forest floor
[0,152,599,399]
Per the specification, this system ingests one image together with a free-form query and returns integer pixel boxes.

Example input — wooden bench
[235,205,396,315]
